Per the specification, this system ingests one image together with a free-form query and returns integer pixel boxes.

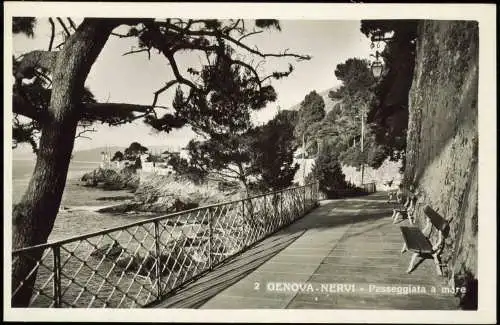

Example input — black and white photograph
[4,2,496,323]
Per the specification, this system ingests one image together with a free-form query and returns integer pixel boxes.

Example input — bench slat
[400,226,433,254]
[423,205,448,232]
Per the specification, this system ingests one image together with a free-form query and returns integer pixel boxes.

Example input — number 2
[254,282,260,290]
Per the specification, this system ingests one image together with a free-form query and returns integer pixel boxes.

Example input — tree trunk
[11,19,118,307]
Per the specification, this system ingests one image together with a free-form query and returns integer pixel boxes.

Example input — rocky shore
[95,173,243,215]
[80,166,139,191]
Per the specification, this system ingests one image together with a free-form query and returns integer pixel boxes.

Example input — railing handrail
[12,182,318,254]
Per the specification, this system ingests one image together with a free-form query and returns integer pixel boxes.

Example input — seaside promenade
[152,192,459,309]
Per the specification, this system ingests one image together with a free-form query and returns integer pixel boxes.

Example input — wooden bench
[400,205,449,275]
[392,195,416,224]
[387,190,397,203]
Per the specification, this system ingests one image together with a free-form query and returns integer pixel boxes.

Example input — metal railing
[11,182,319,308]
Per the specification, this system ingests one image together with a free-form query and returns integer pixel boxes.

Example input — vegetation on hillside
[294,57,388,181]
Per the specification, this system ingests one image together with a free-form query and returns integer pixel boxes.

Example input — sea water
[11,159,150,242]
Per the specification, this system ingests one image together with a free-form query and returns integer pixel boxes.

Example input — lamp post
[359,105,369,186]
[360,107,365,186]
[360,33,387,186]
[302,132,307,185]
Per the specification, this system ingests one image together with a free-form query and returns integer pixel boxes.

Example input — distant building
[161,148,190,161]
[179,147,190,160]
[100,151,112,169]
[161,151,180,161]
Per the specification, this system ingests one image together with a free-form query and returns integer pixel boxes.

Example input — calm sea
[11,159,150,242]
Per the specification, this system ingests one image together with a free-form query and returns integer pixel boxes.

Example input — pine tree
[248,110,299,192]
[294,90,326,141]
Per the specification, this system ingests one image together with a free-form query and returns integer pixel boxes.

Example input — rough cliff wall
[404,20,478,297]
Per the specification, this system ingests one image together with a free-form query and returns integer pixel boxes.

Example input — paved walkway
[152,192,459,309]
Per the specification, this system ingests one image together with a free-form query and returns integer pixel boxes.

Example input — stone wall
[404,20,478,288]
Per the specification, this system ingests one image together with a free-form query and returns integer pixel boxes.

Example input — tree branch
[67,18,77,31]
[75,127,96,140]
[225,165,242,176]
[82,102,152,120]
[163,22,311,61]
[14,50,58,80]
[112,32,138,38]
[224,19,242,34]
[13,93,44,122]
[48,18,55,51]
[238,30,263,42]
[13,92,154,123]
[229,58,262,87]
[33,69,52,87]
[211,170,240,180]
[152,80,178,107]
[164,52,200,91]
[170,42,219,54]
[56,17,71,37]
[123,48,151,59]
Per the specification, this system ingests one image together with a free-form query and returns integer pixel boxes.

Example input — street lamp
[371,58,384,79]
[369,30,393,79]
[370,47,384,79]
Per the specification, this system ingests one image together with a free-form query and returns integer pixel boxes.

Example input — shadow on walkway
[151,192,398,309]
[149,229,306,308]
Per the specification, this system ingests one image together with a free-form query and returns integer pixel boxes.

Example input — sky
[12,18,373,153]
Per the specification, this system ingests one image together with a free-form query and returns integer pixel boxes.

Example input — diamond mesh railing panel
[12,183,318,308]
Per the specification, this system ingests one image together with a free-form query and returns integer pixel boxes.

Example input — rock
[97,202,139,213]
[96,195,135,202]
[183,236,208,247]
[80,167,139,190]
[90,241,124,259]
[165,219,185,227]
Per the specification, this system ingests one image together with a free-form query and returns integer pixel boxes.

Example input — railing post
[52,246,62,308]
[208,207,213,270]
[302,185,306,215]
[280,192,284,226]
[263,195,267,233]
[154,220,162,299]
[242,199,245,223]
[305,184,309,211]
